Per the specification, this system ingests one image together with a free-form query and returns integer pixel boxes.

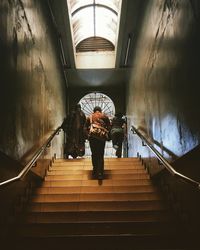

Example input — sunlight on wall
[76,51,115,69]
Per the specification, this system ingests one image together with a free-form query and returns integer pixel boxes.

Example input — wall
[68,85,126,117]
[76,51,116,69]
[126,0,200,160]
[65,68,128,116]
[0,0,67,163]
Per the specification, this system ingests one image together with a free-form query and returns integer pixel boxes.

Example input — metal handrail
[131,125,200,190]
[0,126,62,187]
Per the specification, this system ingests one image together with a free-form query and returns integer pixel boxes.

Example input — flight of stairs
[12,157,187,249]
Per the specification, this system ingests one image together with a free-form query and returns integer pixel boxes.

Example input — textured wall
[126,0,200,159]
[0,0,67,162]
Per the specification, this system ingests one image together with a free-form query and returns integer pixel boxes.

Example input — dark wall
[126,0,200,160]
[68,85,126,117]
[65,68,129,116]
[0,0,67,162]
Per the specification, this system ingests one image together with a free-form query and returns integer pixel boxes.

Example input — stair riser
[45,174,150,181]
[24,210,171,223]
[11,235,189,250]
[41,179,153,187]
[47,169,147,175]
[17,221,176,237]
[30,193,161,203]
[28,200,165,212]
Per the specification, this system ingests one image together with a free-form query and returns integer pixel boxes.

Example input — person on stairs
[85,106,111,180]
[61,103,86,159]
[110,112,126,158]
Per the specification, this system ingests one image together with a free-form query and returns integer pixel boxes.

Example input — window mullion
[93,0,96,37]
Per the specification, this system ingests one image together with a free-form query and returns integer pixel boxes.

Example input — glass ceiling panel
[95,7,117,45]
[68,0,121,48]
[69,0,120,14]
[72,7,94,46]
[96,0,120,13]
[69,0,93,14]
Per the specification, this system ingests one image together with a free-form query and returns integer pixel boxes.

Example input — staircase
[12,157,188,249]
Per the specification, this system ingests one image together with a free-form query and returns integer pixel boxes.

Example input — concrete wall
[126,0,200,159]
[0,0,67,162]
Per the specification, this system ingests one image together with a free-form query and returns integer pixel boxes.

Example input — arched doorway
[79,92,116,157]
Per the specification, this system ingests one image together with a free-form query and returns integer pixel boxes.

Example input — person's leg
[71,151,78,159]
[111,132,119,150]
[116,141,122,158]
[115,132,124,157]
[97,140,105,179]
[89,138,105,179]
[89,138,99,176]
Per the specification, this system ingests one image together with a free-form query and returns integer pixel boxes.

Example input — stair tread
[16,221,179,238]
[28,200,165,212]
[30,192,162,203]
[47,169,147,175]
[11,234,193,250]
[34,185,158,194]
[50,166,144,171]
[45,174,150,181]
[54,157,140,162]
[23,210,172,223]
[41,179,153,187]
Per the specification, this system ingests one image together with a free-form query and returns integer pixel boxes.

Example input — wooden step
[52,158,142,167]
[17,221,177,237]
[34,185,158,194]
[47,169,147,175]
[23,210,171,224]
[30,192,162,203]
[11,234,192,250]
[44,173,150,181]
[51,162,143,169]
[49,164,146,173]
[40,179,153,187]
[54,157,140,163]
[28,200,165,212]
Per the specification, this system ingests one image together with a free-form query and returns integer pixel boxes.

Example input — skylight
[67,0,122,68]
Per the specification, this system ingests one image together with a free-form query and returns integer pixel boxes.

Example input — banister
[131,125,200,190]
[0,126,62,187]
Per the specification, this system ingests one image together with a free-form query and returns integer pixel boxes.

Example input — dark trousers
[111,130,124,158]
[89,137,106,175]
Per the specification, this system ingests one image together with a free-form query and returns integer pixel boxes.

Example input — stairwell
[12,157,188,249]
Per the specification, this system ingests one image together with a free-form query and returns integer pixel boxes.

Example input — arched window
[79,92,116,157]
[79,92,115,118]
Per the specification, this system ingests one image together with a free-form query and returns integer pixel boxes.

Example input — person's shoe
[92,170,97,178]
[116,151,121,158]
[98,173,103,180]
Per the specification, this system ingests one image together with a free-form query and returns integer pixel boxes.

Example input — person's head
[93,106,102,113]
